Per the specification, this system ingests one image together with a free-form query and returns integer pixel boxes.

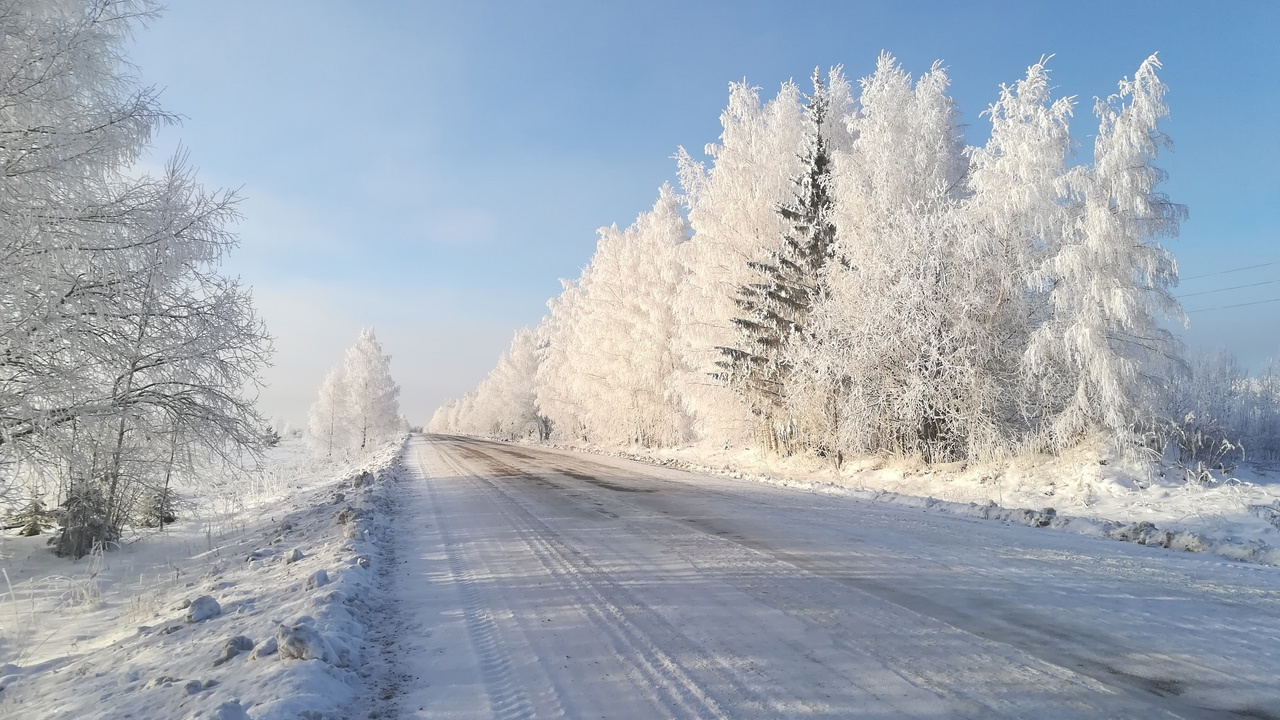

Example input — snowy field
[0,437,406,720]
[5,434,1280,719]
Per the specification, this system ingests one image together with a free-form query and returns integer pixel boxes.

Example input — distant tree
[342,328,402,450]
[307,368,353,457]
[535,186,688,446]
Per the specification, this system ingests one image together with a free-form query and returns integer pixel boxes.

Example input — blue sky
[129,1,1280,425]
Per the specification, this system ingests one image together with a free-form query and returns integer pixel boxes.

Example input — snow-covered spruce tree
[342,328,402,451]
[671,80,807,446]
[719,69,840,455]
[1025,54,1185,454]
[0,2,271,557]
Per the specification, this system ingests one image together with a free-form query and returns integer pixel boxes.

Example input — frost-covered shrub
[1156,352,1280,479]
[51,481,119,558]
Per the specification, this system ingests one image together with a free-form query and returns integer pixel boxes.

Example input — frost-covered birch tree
[305,328,401,457]
[1025,54,1185,452]
[797,54,970,461]
[957,58,1074,456]
[343,328,402,450]
[307,368,352,457]
[535,186,689,446]
[0,1,272,557]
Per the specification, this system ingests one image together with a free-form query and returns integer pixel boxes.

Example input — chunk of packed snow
[186,595,222,623]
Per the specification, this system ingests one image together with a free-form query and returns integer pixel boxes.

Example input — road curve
[370,434,1280,719]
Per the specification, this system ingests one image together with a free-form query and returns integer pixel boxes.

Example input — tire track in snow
[455,437,1271,720]
[418,442,538,720]
[440,439,750,720]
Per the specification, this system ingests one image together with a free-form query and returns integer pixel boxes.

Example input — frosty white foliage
[307,369,351,457]
[1025,55,1185,451]
[431,327,544,440]
[0,0,271,556]
[433,53,1275,468]
[670,80,808,444]
[538,186,689,446]
[795,55,970,461]
[306,329,401,457]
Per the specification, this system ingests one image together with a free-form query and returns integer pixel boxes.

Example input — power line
[1176,279,1277,298]
[1186,297,1280,314]
[1181,260,1280,281]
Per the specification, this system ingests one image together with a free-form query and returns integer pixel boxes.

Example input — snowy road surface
[373,434,1280,719]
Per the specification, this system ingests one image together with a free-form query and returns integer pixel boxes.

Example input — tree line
[432,54,1280,473]
[1,1,271,556]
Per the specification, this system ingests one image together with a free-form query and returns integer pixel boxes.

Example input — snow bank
[0,437,407,719]
[537,439,1280,568]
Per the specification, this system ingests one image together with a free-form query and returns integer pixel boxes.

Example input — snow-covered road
[376,434,1280,719]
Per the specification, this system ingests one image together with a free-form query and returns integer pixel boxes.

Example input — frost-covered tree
[798,54,970,461]
[955,58,1074,457]
[0,1,271,557]
[536,186,689,446]
[342,328,402,451]
[720,69,841,454]
[671,79,807,445]
[1026,54,1185,452]
[307,368,352,457]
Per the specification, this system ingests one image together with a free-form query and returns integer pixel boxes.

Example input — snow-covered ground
[379,435,1280,718]
[7,433,1280,718]
[554,439,1280,567]
[0,437,406,720]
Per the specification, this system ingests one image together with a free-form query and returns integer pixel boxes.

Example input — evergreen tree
[718,69,837,453]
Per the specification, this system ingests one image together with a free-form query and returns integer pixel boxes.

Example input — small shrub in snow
[186,595,222,623]
[212,636,255,666]
[307,570,330,589]
[1249,504,1280,531]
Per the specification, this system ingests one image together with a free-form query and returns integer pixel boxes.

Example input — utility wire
[1186,297,1280,314]
[1181,260,1280,281]
[1176,279,1277,298]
